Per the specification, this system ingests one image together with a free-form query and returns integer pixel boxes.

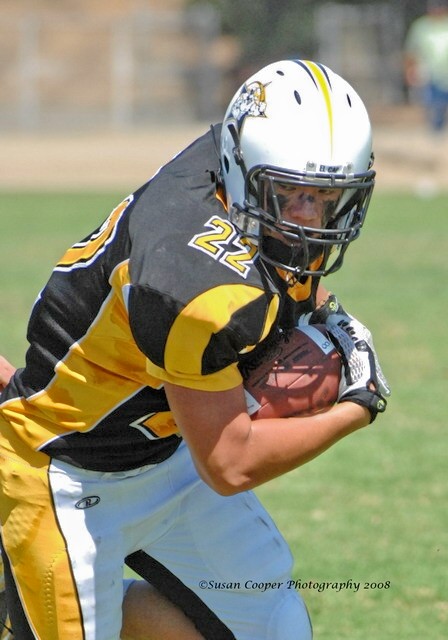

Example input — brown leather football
[243,325,341,419]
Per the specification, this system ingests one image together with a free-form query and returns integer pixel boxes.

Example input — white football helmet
[220,59,375,277]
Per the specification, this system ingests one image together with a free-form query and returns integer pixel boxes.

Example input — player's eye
[318,189,338,198]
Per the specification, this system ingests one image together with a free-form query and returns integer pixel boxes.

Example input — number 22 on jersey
[188,215,257,279]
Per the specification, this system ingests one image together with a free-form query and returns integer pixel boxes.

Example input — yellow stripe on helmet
[303,60,334,152]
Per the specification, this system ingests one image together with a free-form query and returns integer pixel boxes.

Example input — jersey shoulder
[128,125,268,309]
[125,128,281,384]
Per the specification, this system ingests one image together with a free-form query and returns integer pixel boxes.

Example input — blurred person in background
[404,0,448,132]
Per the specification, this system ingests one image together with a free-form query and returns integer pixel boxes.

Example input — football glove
[327,317,390,423]
[298,293,352,327]
[299,294,390,401]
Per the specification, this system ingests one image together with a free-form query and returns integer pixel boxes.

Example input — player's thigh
[142,444,312,639]
[161,442,294,586]
[48,460,138,640]
[0,430,91,638]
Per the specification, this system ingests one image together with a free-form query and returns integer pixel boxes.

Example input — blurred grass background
[257,193,448,638]
[0,190,447,638]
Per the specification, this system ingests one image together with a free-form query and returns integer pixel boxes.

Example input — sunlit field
[1,191,446,639]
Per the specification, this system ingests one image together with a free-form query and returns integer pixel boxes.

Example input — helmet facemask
[230,164,375,278]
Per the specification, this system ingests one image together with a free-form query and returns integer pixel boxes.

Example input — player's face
[259,181,342,272]
[274,184,340,230]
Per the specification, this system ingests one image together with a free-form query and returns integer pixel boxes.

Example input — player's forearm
[165,381,370,496]
[192,403,369,496]
[236,403,369,490]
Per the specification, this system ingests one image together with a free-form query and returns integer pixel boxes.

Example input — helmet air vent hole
[294,90,302,105]
[347,94,352,107]
[276,70,285,76]
[223,156,230,173]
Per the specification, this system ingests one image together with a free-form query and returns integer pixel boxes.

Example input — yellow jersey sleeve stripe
[145,285,279,392]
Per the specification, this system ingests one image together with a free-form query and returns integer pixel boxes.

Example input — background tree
[188,0,428,71]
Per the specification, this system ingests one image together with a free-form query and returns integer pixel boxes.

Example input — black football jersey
[0,127,320,471]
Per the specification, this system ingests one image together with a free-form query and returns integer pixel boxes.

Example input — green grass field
[0,190,447,638]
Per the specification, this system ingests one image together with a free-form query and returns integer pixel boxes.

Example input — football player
[0,60,389,639]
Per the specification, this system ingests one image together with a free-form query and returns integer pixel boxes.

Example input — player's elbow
[196,457,253,496]
[204,474,251,497]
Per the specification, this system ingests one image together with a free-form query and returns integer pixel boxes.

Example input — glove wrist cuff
[339,390,387,424]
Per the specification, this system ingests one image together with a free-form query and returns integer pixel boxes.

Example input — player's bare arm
[0,356,15,391]
[164,382,370,496]
[165,309,388,496]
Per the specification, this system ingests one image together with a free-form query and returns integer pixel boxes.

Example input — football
[242,324,341,419]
